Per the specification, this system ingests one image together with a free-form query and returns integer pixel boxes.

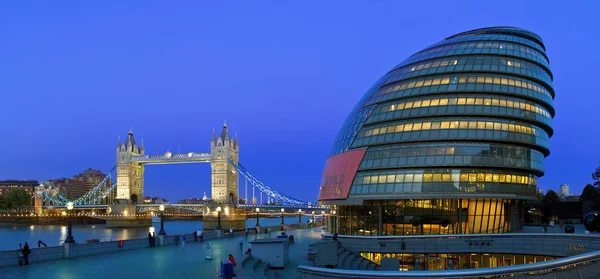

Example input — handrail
[322,232,600,240]
[297,249,600,278]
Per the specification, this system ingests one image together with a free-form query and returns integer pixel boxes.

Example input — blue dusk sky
[0,1,598,202]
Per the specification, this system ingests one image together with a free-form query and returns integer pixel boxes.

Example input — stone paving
[0,228,324,279]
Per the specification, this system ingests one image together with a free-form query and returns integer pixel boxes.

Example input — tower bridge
[36,122,326,227]
[115,122,240,205]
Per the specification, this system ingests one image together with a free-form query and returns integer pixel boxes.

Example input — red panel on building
[318,148,367,201]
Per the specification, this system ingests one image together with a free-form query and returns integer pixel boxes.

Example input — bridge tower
[210,121,239,204]
[116,129,145,204]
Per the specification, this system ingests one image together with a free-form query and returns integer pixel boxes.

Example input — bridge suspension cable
[230,160,307,206]
[41,166,117,206]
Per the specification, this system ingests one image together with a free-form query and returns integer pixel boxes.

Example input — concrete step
[252,258,263,271]
[367,261,377,270]
[358,258,369,270]
[265,268,278,279]
[254,262,269,278]
[241,255,254,267]
[348,255,361,270]
[338,251,352,268]
[262,263,271,277]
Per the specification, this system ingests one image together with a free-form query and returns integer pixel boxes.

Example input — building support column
[378,203,383,236]
[520,200,526,229]
[458,199,463,234]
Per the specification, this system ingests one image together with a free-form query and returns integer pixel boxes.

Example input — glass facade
[337,199,521,235]
[321,27,554,235]
[360,252,556,271]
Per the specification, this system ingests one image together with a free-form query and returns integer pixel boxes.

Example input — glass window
[414,174,423,182]
[423,174,433,182]
[387,175,395,183]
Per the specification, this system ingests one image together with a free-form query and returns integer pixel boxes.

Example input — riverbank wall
[0,224,312,268]
[0,216,105,225]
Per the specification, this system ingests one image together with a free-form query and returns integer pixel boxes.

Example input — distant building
[562,195,580,202]
[560,184,570,197]
[178,197,204,204]
[48,169,110,200]
[143,196,169,204]
[0,180,38,205]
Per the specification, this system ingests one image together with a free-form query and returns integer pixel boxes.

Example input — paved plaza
[0,228,323,279]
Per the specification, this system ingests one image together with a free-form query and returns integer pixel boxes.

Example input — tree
[540,190,560,223]
[592,163,600,188]
[535,188,544,203]
[543,190,560,204]
[0,195,7,210]
[581,184,599,202]
[6,189,31,212]
[581,184,600,211]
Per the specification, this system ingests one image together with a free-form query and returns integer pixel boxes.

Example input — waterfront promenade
[0,228,322,279]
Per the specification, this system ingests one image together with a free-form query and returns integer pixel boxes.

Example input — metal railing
[322,232,600,240]
[297,249,600,278]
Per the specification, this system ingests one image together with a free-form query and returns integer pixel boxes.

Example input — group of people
[149,230,208,248]
[194,230,204,242]
[18,242,31,265]
[177,235,186,247]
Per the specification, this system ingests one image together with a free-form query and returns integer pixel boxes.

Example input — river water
[0,216,313,251]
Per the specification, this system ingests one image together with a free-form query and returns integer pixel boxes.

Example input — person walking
[238,237,244,252]
[152,232,156,247]
[18,243,23,265]
[245,228,249,238]
[22,242,31,265]
[193,230,198,242]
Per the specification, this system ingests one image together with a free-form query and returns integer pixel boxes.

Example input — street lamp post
[322,211,325,228]
[280,208,285,225]
[158,204,166,235]
[255,208,260,227]
[298,209,302,226]
[64,202,75,243]
[216,206,222,230]
[311,211,315,228]
[332,210,337,234]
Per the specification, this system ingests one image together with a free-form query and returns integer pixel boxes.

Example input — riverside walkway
[0,228,323,279]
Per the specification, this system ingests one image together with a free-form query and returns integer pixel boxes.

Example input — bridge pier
[203,205,245,231]
[105,204,151,228]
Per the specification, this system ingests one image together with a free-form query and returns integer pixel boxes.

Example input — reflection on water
[0,216,312,251]
[59,226,67,246]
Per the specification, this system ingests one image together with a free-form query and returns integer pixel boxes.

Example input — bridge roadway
[43,203,330,212]
[130,152,211,165]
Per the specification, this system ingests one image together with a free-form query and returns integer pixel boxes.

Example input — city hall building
[319,27,554,235]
